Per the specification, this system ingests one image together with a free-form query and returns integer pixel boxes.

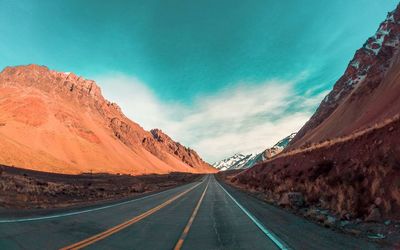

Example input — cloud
[96,74,172,130]
[96,73,324,163]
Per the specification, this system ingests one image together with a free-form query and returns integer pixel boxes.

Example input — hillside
[232,5,400,222]
[289,6,400,149]
[0,65,217,175]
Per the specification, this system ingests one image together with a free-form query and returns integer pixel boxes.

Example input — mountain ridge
[289,6,400,149]
[213,133,296,171]
[0,64,217,175]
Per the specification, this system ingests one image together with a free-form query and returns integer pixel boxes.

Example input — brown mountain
[231,5,400,222]
[0,64,217,175]
[289,5,400,149]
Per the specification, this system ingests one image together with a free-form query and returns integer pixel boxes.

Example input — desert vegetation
[229,113,400,222]
[0,165,201,210]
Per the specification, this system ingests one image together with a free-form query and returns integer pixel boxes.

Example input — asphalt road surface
[0,175,380,249]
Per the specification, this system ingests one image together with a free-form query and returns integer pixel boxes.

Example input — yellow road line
[60,181,203,250]
[174,179,209,250]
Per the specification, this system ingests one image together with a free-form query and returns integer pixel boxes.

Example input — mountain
[233,5,400,221]
[213,133,296,171]
[274,133,297,148]
[0,65,217,175]
[212,153,257,171]
[289,7,400,149]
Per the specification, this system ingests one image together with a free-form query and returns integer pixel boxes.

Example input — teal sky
[0,0,398,161]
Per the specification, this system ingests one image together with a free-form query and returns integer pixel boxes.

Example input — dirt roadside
[0,165,202,212]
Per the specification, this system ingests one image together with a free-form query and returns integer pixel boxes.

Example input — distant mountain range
[0,65,217,175]
[213,133,296,171]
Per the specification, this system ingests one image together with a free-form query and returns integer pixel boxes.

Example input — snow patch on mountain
[212,153,257,171]
[213,133,297,171]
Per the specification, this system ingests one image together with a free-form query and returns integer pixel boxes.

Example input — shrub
[309,160,334,181]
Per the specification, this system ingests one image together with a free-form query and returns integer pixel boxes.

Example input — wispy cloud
[96,73,324,163]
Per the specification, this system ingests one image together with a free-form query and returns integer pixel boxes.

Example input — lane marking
[60,180,205,250]
[174,179,209,250]
[216,179,290,250]
[0,179,204,223]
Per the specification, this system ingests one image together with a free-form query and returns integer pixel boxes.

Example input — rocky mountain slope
[0,65,217,175]
[213,133,296,171]
[232,5,400,222]
[289,6,400,149]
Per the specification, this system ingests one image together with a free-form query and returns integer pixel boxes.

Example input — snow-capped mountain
[274,133,297,148]
[213,133,296,171]
[212,153,257,171]
[245,133,297,168]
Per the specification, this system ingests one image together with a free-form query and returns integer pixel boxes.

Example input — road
[0,175,380,250]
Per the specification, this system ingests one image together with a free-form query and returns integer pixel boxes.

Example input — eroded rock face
[1,65,103,104]
[289,5,400,149]
[0,64,217,174]
[148,129,211,169]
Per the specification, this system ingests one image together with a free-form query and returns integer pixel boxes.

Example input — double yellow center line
[60,180,205,250]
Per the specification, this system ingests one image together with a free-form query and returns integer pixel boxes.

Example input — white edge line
[216,180,290,250]
[0,179,204,223]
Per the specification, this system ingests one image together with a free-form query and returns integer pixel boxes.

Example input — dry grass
[270,114,400,162]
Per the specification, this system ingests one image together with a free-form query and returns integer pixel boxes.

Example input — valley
[1,1,400,249]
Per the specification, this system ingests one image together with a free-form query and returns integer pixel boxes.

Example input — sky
[0,0,398,162]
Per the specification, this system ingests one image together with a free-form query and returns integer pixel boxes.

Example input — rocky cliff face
[146,129,212,170]
[289,5,400,149]
[0,64,216,174]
